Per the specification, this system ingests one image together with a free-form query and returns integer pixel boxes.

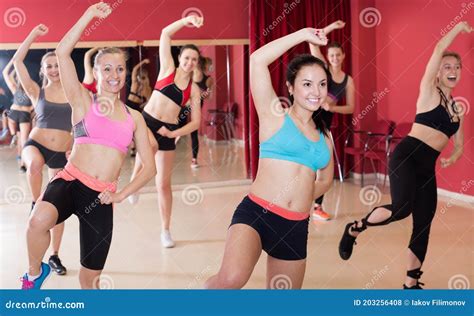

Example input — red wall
[351,0,473,195]
[0,0,248,43]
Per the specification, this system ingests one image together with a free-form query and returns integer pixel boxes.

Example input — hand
[201,88,211,99]
[142,58,150,64]
[87,2,112,19]
[321,101,331,112]
[157,126,174,138]
[98,190,123,204]
[303,28,328,46]
[31,24,49,37]
[185,15,204,28]
[329,20,346,30]
[440,157,454,168]
[458,21,473,33]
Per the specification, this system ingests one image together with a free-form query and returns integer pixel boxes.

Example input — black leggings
[360,136,440,264]
[191,130,199,159]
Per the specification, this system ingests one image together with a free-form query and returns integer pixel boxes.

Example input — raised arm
[2,59,17,94]
[56,2,111,111]
[158,15,203,78]
[83,47,100,85]
[250,28,327,119]
[420,21,472,92]
[11,25,46,104]
[309,20,345,65]
[128,59,150,103]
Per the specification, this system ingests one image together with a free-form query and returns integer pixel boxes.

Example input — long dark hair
[286,54,331,136]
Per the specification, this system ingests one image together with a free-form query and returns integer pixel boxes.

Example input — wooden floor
[0,136,472,289]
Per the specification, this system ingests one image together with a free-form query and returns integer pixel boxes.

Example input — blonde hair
[94,47,129,68]
[39,51,57,87]
[442,51,462,68]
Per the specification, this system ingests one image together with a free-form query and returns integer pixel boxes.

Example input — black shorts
[230,196,310,260]
[23,139,67,169]
[143,111,178,151]
[7,109,31,126]
[41,177,113,270]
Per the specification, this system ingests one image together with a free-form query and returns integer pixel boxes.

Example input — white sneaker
[161,231,175,248]
[128,194,139,205]
[190,159,199,169]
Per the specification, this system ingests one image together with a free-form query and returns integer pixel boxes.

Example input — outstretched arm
[309,20,345,65]
[420,21,472,92]
[250,28,327,119]
[158,15,203,78]
[56,2,112,111]
[11,25,46,104]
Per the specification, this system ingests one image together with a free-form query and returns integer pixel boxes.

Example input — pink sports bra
[73,99,135,153]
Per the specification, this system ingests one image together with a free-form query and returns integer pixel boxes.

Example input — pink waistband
[248,193,309,221]
[54,162,117,193]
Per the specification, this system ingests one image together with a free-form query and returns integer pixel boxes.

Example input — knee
[213,271,249,289]
[26,160,43,175]
[391,203,412,221]
[28,212,54,233]
[156,180,171,193]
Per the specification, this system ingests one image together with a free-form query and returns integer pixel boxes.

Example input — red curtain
[248,0,352,179]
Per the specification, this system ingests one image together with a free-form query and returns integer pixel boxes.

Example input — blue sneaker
[20,262,51,290]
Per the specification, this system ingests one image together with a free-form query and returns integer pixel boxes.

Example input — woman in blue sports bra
[205,28,335,289]
[128,15,204,248]
[339,21,471,289]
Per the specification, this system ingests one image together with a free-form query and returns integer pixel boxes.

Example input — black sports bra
[414,88,460,138]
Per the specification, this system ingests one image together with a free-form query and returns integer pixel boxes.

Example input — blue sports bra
[260,114,330,172]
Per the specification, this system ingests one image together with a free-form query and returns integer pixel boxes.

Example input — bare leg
[79,267,102,289]
[22,145,45,201]
[205,224,262,289]
[266,256,306,289]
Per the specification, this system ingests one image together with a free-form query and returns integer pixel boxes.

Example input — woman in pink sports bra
[128,15,204,248]
[20,2,156,290]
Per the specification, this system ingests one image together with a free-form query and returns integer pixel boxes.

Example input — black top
[13,89,32,106]
[414,88,460,138]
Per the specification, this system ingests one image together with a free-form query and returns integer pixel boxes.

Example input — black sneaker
[403,283,424,289]
[48,255,67,275]
[339,222,358,260]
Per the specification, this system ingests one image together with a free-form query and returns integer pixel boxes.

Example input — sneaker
[20,262,51,290]
[0,128,8,140]
[312,205,331,221]
[161,231,175,248]
[339,222,360,260]
[19,165,27,173]
[128,194,139,205]
[48,255,67,275]
[10,134,17,147]
[403,283,424,289]
[190,159,199,169]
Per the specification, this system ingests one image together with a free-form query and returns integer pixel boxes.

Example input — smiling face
[287,64,328,112]
[438,55,462,89]
[179,48,200,73]
[94,53,126,94]
[41,55,60,84]
[327,47,345,68]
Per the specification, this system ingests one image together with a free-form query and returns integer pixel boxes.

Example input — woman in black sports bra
[339,21,471,289]
[129,15,204,248]
[309,20,355,221]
